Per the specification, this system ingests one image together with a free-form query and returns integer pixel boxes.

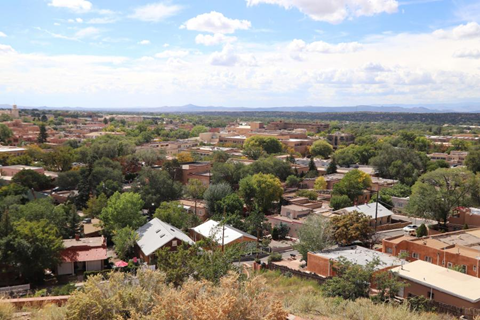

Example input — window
[412,252,419,259]
[428,291,435,300]
[447,262,453,268]
[172,240,178,247]
[461,265,467,273]
[425,256,432,263]
[386,247,393,254]
[474,266,477,272]
[442,260,445,266]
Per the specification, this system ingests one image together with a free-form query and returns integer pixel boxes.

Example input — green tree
[13,219,63,282]
[203,182,232,216]
[331,211,372,246]
[286,175,301,188]
[185,179,207,217]
[190,125,209,138]
[211,150,230,163]
[239,173,283,213]
[465,146,480,174]
[294,215,333,261]
[37,124,48,143]
[100,192,146,236]
[211,161,246,186]
[133,168,183,208]
[305,157,319,177]
[407,168,478,226]
[135,149,165,167]
[243,135,283,155]
[326,160,337,174]
[56,170,81,190]
[310,140,333,158]
[333,145,358,167]
[0,124,13,144]
[333,169,372,201]
[296,189,318,200]
[313,176,327,191]
[112,227,138,261]
[245,156,293,181]
[154,201,199,230]
[374,270,407,302]
[44,146,75,172]
[83,193,108,218]
[416,223,428,237]
[12,170,52,191]
[322,256,379,301]
[330,195,353,210]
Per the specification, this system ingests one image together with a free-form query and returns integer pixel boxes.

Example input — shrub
[268,252,283,263]
[407,295,436,313]
[83,269,111,281]
[416,224,428,237]
[51,283,76,296]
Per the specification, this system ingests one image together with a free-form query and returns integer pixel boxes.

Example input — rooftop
[192,220,256,245]
[312,246,404,270]
[136,218,194,257]
[340,203,393,219]
[63,236,105,249]
[392,260,480,303]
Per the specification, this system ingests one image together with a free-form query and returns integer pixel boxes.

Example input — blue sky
[1,0,480,108]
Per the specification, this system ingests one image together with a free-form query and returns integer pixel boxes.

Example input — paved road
[392,214,437,226]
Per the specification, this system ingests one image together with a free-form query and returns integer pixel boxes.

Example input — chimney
[75,234,80,241]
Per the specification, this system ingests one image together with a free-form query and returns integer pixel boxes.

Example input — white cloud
[288,39,363,60]
[196,33,237,46]
[139,40,151,45]
[433,22,480,40]
[87,17,119,24]
[76,18,83,23]
[0,44,16,54]
[453,48,480,59]
[163,43,170,48]
[246,0,398,24]
[75,27,101,39]
[0,32,6,38]
[155,50,189,58]
[54,23,61,26]
[130,2,183,22]
[209,44,258,66]
[182,11,251,34]
[48,0,92,12]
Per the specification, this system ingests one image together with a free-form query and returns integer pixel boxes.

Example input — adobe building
[57,236,107,276]
[307,246,404,277]
[392,260,480,309]
[382,228,480,278]
[266,121,329,133]
[0,104,19,118]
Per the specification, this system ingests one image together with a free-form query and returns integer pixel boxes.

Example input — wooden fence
[268,263,328,285]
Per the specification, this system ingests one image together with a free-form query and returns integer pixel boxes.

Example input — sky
[1,0,480,109]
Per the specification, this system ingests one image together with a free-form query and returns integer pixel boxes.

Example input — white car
[403,225,418,232]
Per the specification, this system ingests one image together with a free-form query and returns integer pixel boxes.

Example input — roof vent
[160,234,165,238]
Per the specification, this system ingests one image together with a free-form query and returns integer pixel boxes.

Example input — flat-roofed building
[392,260,480,309]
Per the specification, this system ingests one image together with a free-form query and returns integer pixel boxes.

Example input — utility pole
[221,205,226,252]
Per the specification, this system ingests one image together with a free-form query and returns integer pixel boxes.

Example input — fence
[430,300,480,319]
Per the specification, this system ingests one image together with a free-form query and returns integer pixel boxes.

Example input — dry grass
[0,299,15,320]
[261,270,455,320]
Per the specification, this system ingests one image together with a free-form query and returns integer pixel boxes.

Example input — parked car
[403,225,418,232]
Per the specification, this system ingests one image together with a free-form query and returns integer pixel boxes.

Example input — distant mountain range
[1,103,479,113]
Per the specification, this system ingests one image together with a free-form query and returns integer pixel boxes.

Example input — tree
[112,227,138,261]
[310,140,333,158]
[203,182,232,216]
[294,215,333,261]
[285,175,301,188]
[333,145,358,167]
[322,257,379,300]
[211,161,246,187]
[83,193,108,218]
[306,157,318,177]
[245,156,293,181]
[373,270,407,302]
[135,149,165,167]
[177,152,194,163]
[313,176,327,191]
[272,223,290,240]
[296,189,318,200]
[13,219,63,282]
[330,195,353,210]
[56,170,81,190]
[331,211,372,246]
[326,159,337,174]
[100,192,146,236]
[154,201,199,230]
[333,169,372,201]
[134,168,183,208]
[37,124,48,143]
[211,150,230,163]
[244,136,283,155]
[465,146,480,174]
[185,179,207,217]
[190,125,209,138]
[407,168,478,226]
[416,223,427,237]
[12,170,52,191]
[426,159,449,172]
[44,146,75,172]
[239,173,283,213]
[0,124,13,144]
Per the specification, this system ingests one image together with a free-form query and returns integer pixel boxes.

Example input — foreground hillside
[2,270,454,320]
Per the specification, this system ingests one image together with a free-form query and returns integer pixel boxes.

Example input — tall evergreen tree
[37,124,48,143]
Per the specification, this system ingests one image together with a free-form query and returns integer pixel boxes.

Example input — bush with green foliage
[416,224,428,237]
[268,252,283,263]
